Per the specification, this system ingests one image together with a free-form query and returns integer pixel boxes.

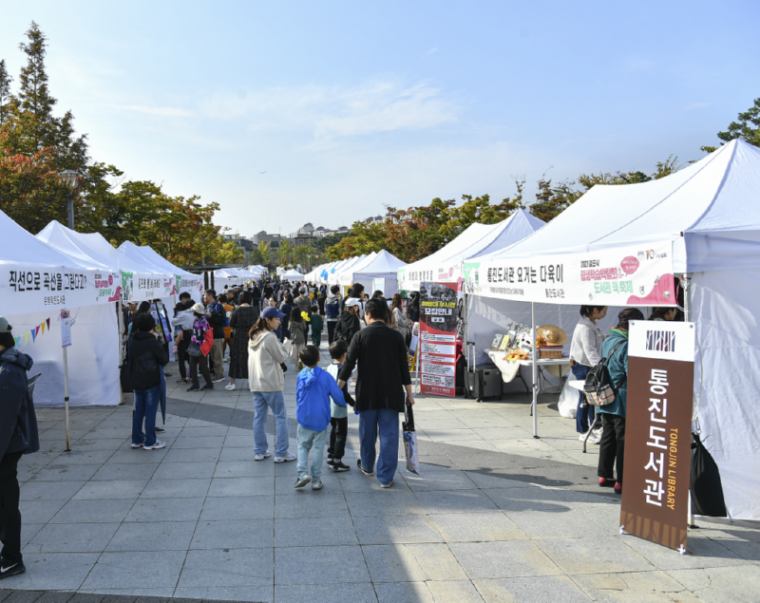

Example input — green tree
[703,97,760,153]
[314,231,350,253]
[0,59,14,128]
[277,239,294,266]
[257,241,272,266]
[294,244,311,270]
[211,238,244,264]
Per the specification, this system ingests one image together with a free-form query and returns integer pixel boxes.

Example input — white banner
[0,265,121,315]
[399,262,460,292]
[464,243,678,307]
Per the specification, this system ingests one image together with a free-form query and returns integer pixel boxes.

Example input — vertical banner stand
[61,309,72,452]
[117,301,124,405]
[532,302,539,439]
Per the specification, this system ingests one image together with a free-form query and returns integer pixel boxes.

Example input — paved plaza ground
[3,355,760,603]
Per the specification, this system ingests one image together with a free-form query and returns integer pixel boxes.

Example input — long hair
[249,316,273,339]
[391,294,403,312]
[290,307,303,323]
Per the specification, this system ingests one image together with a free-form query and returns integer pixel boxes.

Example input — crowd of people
[0,271,681,580]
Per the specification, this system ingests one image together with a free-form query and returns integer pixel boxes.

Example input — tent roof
[133,245,196,278]
[117,242,175,278]
[406,209,545,270]
[34,221,114,271]
[476,140,760,273]
[3,215,95,270]
[352,250,407,277]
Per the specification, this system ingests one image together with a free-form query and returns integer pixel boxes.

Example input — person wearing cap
[0,316,39,580]
[294,287,312,338]
[248,306,296,463]
[596,308,644,495]
[334,298,362,344]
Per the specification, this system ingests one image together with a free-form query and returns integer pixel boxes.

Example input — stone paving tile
[535,536,656,575]
[475,575,592,602]
[274,545,370,585]
[82,551,187,590]
[426,580,487,603]
[25,522,120,553]
[667,565,760,603]
[200,495,274,521]
[50,500,135,524]
[414,489,500,514]
[274,583,376,603]
[8,553,100,591]
[344,491,424,517]
[374,581,433,603]
[30,464,102,483]
[124,498,204,523]
[173,586,273,602]
[450,540,563,579]
[16,500,69,525]
[429,512,527,542]
[363,543,467,582]
[274,516,358,547]
[138,478,211,499]
[106,521,197,552]
[571,571,702,603]
[352,514,444,545]
[72,481,147,501]
[152,462,217,480]
[178,549,273,587]
[206,477,272,497]
[191,519,273,550]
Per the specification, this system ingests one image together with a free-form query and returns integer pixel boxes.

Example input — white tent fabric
[465,140,760,521]
[0,212,118,315]
[338,253,377,286]
[38,222,165,303]
[129,245,203,298]
[281,269,305,280]
[117,242,177,300]
[329,255,366,285]
[342,250,407,296]
[399,210,545,292]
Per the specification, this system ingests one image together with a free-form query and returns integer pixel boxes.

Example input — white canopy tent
[117,241,177,300]
[466,140,760,521]
[127,244,203,299]
[329,255,366,285]
[399,210,545,292]
[338,253,377,287]
[281,269,305,281]
[0,215,120,409]
[340,250,407,297]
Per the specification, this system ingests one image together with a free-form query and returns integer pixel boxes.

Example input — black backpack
[583,340,627,407]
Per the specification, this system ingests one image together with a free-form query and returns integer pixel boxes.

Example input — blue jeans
[359,408,400,485]
[296,425,327,479]
[253,391,290,456]
[571,363,595,433]
[133,385,161,447]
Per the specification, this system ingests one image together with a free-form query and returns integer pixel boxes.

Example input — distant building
[253,231,285,249]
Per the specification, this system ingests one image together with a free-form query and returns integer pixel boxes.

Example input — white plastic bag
[558,371,578,419]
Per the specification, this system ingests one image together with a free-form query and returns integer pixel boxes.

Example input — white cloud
[199,80,458,141]
[118,105,193,117]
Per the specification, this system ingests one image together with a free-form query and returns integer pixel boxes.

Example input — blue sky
[2,0,758,238]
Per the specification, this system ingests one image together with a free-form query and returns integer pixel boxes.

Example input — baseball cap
[191,303,206,314]
[344,298,359,308]
[262,306,285,319]
[0,317,12,333]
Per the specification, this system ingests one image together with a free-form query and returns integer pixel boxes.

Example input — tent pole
[532,302,539,439]
[62,344,71,452]
[682,273,696,528]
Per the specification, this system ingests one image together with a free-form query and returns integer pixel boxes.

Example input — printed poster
[419,281,458,397]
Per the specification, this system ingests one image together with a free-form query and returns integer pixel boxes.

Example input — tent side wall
[692,269,760,520]
[10,304,119,407]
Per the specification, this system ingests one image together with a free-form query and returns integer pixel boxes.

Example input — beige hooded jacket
[247,330,292,392]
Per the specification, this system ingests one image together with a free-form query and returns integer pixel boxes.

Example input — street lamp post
[57,169,79,230]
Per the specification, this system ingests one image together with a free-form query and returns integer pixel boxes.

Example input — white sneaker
[274,452,296,463]
[144,440,166,450]
[588,431,602,445]
[224,383,236,391]
[578,432,589,442]
[255,451,271,461]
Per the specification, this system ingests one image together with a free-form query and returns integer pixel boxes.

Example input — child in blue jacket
[295,345,347,490]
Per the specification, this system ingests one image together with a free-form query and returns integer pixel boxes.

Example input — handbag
[200,328,214,356]
[402,403,420,475]
[187,342,203,358]
[584,340,627,407]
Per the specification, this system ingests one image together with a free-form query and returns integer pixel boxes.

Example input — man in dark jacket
[129,313,169,450]
[338,299,413,488]
[324,285,342,345]
[0,316,38,579]
[203,289,226,382]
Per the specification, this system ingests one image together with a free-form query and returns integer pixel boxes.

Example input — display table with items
[485,323,571,396]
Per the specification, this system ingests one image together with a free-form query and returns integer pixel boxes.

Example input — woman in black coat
[334,299,362,344]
